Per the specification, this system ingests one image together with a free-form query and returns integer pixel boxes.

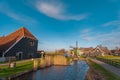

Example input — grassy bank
[86,59,120,80]
[0,60,34,78]
[97,55,120,68]
[0,55,70,78]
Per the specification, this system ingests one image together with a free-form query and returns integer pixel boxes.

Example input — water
[12,60,89,80]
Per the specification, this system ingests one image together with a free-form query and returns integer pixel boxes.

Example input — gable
[90,47,104,54]
[0,27,38,53]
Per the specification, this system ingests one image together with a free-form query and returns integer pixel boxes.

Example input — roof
[112,48,120,55]
[0,27,37,53]
[79,47,93,54]
[90,46,111,54]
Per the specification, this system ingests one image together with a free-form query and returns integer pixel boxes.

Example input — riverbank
[0,55,72,79]
[0,59,33,77]
[8,60,89,80]
[86,58,120,80]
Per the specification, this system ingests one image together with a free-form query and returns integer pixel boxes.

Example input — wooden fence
[96,57,120,68]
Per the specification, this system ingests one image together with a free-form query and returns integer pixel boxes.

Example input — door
[16,52,23,60]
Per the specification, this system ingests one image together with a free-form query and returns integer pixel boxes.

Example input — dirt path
[91,59,120,76]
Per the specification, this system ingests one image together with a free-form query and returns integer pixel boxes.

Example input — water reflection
[12,60,89,80]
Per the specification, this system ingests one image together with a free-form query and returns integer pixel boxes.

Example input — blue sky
[0,0,120,51]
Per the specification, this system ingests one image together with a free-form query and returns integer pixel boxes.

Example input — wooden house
[0,27,38,61]
[111,48,120,56]
[89,46,111,56]
[79,47,93,56]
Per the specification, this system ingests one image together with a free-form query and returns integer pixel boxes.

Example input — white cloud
[0,2,36,24]
[80,28,120,49]
[35,1,89,21]
[38,40,68,51]
[82,36,93,42]
[98,32,120,49]
[80,28,94,41]
[36,2,64,20]
[102,20,120,27]
[81,29,91,33]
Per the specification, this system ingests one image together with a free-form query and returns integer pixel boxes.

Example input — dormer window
[30,41,34,46]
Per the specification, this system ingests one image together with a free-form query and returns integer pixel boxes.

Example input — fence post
[8,57,16,68]
[33,59,38,71]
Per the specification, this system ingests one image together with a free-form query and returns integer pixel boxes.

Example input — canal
[12,60,89,80]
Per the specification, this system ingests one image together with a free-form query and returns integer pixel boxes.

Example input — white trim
[16,52,23,60]
[3,36,24,56]
[2,52,5,57]
[97,47,104,53]
[90,47,104,54]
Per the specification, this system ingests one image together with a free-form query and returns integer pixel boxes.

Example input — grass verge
[87,59,120,80]
[0,60,33,78]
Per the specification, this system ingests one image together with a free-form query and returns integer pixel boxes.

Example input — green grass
[0,60,33,78]
[98,55,120,59]
[88,59,120,80]
[66,57,72,63]
[97,55,120,68]
[78,56,86,60]
[0,61,8,64]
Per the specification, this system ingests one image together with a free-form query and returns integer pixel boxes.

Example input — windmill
[70,41,78,48]
[70,41,79,58]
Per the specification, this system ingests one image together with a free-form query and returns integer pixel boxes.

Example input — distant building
[89,46,111,56]
[69,48,83,57]
[55,49,66,54]
[37,50,46,58]
[111,47,120,56]
[79,47,93,56]
[0,27,38,61]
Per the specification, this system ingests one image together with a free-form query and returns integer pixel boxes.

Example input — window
[16,52,23,60]
[30,41,34,46]
[28,53,33,58]
[0,53,3,57]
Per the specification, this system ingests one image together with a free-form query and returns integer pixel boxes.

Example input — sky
[0,0,120,51]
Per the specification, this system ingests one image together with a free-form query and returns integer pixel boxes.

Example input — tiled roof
[0,27,37,53]
[90,46,111,54]
[79,47,93,54]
